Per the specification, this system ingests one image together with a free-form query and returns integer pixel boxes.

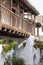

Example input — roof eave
[22,0,39,15]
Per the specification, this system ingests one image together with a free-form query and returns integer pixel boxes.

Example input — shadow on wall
[33,54,36,64]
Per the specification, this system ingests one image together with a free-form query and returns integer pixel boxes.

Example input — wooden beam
[0,23,30,36]
[11,30,14,33]
[6,29,10,32]
[0,27,2,30]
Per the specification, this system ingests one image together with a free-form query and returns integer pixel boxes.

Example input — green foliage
[34,44,38,49]
[0,38,4,43]
[12,58,25,65]
[4,55,12,65]
[34,43,40,49]
[40,41,43,49]
[34,41,43,49]
[9,41,17,49]
[4,57,25,65]
[2,39,17,53]
[3,44,9,53]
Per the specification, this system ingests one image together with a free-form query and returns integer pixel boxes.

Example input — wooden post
[27,13,29,31]
[22,10,24,29]
[34,15,36,36]
[37,28,39,37]
[30,13,32,22]
[1,0,2,23]
[11,0,12,26]
[0,0,1,4]
[17,4,19,14]
[17,4,19,28]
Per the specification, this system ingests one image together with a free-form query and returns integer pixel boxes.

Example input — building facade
[0,0,39,39]
[35,16,43,40]
[0,0,40,65]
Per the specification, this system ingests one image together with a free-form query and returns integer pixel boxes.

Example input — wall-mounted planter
[23,42,26,47]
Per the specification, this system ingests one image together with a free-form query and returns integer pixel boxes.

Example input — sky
[29,0,43,15]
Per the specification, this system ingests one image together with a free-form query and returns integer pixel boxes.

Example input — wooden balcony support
[0,23,29,38]
[6,29,10,32]
[11,30,14,33]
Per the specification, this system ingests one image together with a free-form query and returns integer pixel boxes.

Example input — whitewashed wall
[0,36,26,65]
[0,36,40,65]
[15,35,40,65]
[33,48,40,64]
[0,44,14,65]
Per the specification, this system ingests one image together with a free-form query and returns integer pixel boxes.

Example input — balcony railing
[0,5,35,36]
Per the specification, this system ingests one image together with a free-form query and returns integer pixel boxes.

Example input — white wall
[0,36,40,65]
[0,44,14,65]
[39,28,43,36]
[33,48,40,64]
[15,35,40,65]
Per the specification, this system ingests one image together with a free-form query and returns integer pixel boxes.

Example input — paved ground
[36,62,43,65]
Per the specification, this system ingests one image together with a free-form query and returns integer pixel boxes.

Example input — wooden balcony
[0,5,35,38]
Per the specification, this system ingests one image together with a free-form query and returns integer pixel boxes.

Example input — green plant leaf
[3,41,17,53]
[13,58,25,65]
[0,39,4,44]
